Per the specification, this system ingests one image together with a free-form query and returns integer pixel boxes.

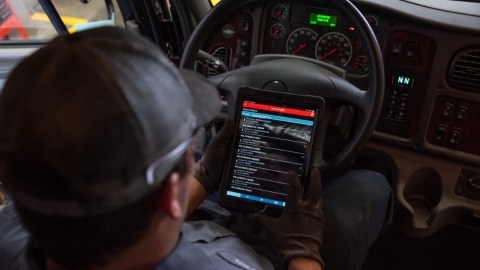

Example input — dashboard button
[238,62,247,68]
[401,90,411,100]
[442,103,455,118]
[385,108,395,118]
[448,129,462,146]
[388,98,397,107]
[434,125,448,143]
[240,40,249,51]
[242,18,250,33]
[398,100,408,109]
[396,109,406,120]
[456,106,468,121]
[390,88,399,97]
[404,42,416,58]
[392,39,402,56]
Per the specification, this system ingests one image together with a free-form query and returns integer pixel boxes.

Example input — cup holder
[403,167,443,229]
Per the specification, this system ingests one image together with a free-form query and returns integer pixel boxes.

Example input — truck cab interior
[0,0,479,269]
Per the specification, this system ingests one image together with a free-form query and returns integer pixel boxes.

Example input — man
[0,27,392,270]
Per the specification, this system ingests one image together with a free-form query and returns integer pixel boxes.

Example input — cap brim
[179,69,222,127]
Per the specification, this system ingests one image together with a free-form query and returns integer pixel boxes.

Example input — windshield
[1,0,123,42]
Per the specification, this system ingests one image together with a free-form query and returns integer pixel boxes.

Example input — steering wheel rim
[180,0,385,178]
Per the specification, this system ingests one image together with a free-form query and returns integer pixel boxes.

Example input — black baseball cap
[0,27,221,217]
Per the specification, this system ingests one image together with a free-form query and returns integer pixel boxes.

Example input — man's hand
[254,168,325,269]
[194,119,234,194]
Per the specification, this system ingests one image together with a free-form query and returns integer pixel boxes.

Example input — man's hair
[9,152,189,269]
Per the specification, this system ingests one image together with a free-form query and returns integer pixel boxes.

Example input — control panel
[427,96,480,156]
[376,64,424,136]
[205,13,254,73]
[376,31,437,137]
[455,169,480,202]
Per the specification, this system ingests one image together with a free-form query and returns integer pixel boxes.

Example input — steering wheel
[180,0,384,178]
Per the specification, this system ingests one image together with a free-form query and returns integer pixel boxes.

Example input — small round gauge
[356,38,363,51]
[352,55,369,74]
[286,28,318,58]
[270,24,286,39]
[364,15,379,33]
[272,4,288,21]
[315,32,353,66]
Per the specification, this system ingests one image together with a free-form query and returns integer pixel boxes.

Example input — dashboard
[202,0,480,237]
[261,4,378,77]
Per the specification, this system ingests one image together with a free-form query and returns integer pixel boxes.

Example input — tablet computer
[218,88,325,216]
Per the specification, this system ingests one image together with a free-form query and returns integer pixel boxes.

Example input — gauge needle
[320,48,337,60]
[271,29,279,37]
[274,11,282,18]
[292,43,307,55]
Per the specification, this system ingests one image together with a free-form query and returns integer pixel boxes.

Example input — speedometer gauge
[315,32,353,66]
[286,28,318,58]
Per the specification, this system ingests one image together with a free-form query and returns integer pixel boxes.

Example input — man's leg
[321,169,393,270]
[191,169,393,270]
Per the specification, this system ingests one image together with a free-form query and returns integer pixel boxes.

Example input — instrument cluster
[262,3,379,77]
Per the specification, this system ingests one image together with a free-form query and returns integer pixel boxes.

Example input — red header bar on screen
[243,102,315,118]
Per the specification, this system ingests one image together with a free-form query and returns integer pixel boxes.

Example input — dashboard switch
[398,100,408,109]
[455,169,480,202]
[404,42,416,58]
[448,128,462,146]
[392,39,402,56]
[396,109,406,120]
[434,125,448,143]
[401,90,411,100]
[242,18,250,33]
[456,106,468,121]
[442,102,455,118]
[388,98,397,107]
[240,40,249,51]
[385,108,395,118]
[390,88,399,97]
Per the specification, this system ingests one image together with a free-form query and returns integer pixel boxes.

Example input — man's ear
[157,172,183,219]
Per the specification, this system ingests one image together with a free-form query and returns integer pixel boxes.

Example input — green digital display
[394,75,414,87]
[309,13,337,27]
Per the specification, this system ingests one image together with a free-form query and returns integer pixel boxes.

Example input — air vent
[448,48,480,92]
[207,47,229,78]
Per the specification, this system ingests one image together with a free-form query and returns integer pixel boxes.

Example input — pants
[191,169,394,270]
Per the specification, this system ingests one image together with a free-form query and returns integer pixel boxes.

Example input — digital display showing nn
[309,13,337,27]
[394,75,414,87]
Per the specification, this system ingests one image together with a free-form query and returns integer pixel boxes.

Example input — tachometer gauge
[286,28,318,58]
[352,55,369,75]
[272,4,288,21]
[315,32,353,66]
[270,24,286,39]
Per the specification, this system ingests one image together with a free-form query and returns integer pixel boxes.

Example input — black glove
[194,119,234,194]
[254,168,325,269]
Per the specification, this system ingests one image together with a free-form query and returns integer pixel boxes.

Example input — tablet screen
[225,100,316,207]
